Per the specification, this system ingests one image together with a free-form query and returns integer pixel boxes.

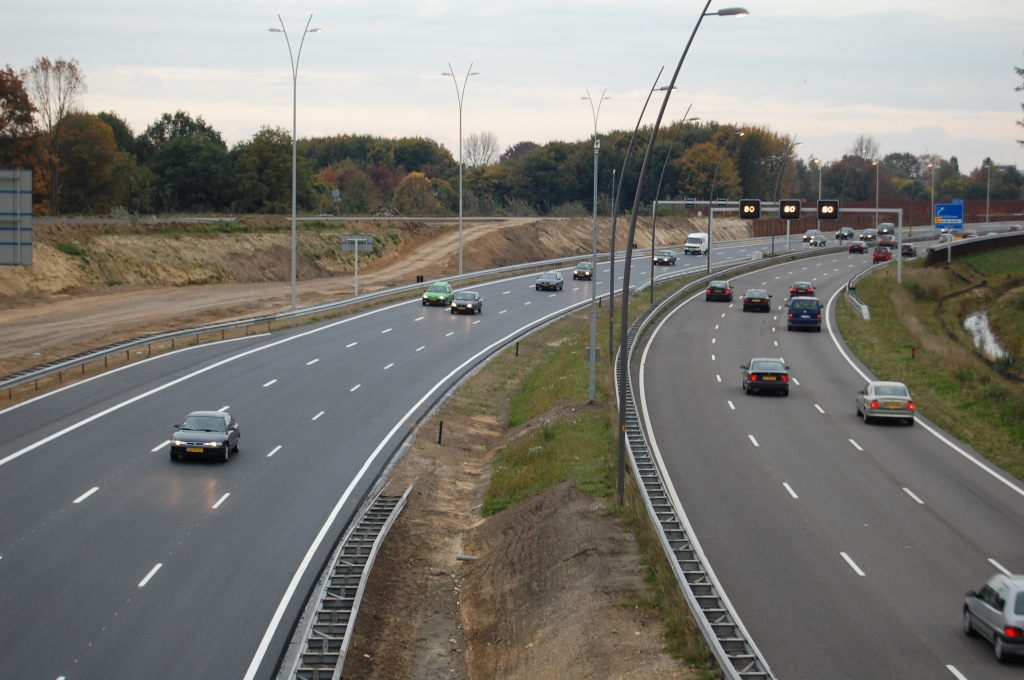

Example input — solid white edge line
[783,483,798,499]
[748,434,759,447]
[312,411,324,421]
[989,558,1013,577]
[824,285,1024,500]
[267,445,282,458]
[138,563,162,588]
[849,439,864,451]
[903,487,925,505]
[263,379,277,387]
[0,332,271,418]
[814,404,825,414]
[946,665,969,680]
[73,487,99,504]
[638,285,773,674]
[212,493,230,509]
[242,293,600,680]
[151,440,171,452]
[840,552,866,576]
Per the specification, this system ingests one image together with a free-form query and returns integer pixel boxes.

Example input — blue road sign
[934,202,964,228]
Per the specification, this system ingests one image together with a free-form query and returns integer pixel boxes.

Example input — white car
[856,381,915,425]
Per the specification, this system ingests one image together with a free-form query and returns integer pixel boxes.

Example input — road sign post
[341,234,374,296]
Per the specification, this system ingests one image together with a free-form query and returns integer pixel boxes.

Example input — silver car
[964,573,1024,662]
[855,381,915,425]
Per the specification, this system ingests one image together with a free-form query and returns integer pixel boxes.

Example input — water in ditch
[963,311,1008,360]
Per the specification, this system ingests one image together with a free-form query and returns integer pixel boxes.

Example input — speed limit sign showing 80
[816,200,840,220]
[739,199,761,219]
[779,199,801,219]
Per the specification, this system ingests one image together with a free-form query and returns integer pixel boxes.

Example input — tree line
[1,56,1022,218]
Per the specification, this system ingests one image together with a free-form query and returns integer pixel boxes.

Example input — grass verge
[836,247,1024,481]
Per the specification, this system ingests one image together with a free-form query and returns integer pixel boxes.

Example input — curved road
[638,247,1024,679]
[0,238,771,679]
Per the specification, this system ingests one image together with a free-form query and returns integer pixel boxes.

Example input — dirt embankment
[343,321,691,680]
[0,215,749,378]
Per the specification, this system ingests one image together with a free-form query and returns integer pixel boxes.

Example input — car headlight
[172,439,186,446]
[423,294,429,299]
[204,441,223,447]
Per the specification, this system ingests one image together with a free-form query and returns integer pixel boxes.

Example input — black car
[860,229,878,242]
[573,261,594,280]
[536,272,563,291]
[705,280,733,302]
[653,250,677,266]
[877,223,896,237]
[451,291,482,314]
[849,240,867,254]
[170,411,240,462]
[837,227,855,241]
[878,234,897,249]
[741,358,790,396]
[790,281,814,296]
[901,243,917,258]
[742,289,772,312]
[803,229,822,243]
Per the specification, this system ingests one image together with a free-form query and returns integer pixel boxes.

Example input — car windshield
[875,385,908,397]
[790,299,818,310]
[746,290,768,297]
[685,236,702,243]
[864,230,877,235]
[794,282,811,288]
[1016,592,1024,615]
[874,247,887,253]
[454,292,475,301]
[576,262,592,269]
[656,251,673,257]
[539,273,558,280]
[752,360,785,372]
[427,284,447,293]
[181,415,226,432]
[710,281,728,288]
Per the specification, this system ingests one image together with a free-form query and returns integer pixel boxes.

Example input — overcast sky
[8,0,1024,172]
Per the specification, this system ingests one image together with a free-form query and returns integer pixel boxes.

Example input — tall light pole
[771,139,800,254]
[872,160,880,226]
[607,68,666,359]
[269,15,321,317]
[651,110,700,303]
[582,89,610,404]
[814,158,822,233]
[928,159,935,228]
[615,1,748,505]
[985,159,991,223]
[442,63,479,276]
[706,128,744,274]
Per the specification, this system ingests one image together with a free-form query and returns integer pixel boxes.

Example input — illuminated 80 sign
[739,199,761,220]
[816,200,840,220]
[779,199,801,220]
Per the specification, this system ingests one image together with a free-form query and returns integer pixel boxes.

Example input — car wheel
[536,286,541,291]
[222,446,230,463]
[170,452,178,462]
[995,636,1008,663]
[782,389,789,397]
[863,414,872,424]
[787,325,792,331]
[963,609,976,637]
[816,326,822,333]
[906,418,914,426]
[450,308,455,314]
[706,296,711,301]
[559,283,563,290]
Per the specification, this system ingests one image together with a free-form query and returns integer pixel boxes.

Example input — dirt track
[0,216,750,378]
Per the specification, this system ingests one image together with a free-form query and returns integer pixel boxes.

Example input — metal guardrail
[287,484,412,680]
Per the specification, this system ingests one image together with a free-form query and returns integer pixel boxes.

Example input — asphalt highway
[637,246,1024,679]
[0,236,776,679]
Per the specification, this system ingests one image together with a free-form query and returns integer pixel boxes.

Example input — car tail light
[750,375,758,381]
[781,375,788,382]
[1006,627,1024,638]
[907,402,915,410]
[725,289,730,294]
[788,312,794,319]
[869,400,880,409]
[808,288,814,294]
[816,313,821,319]
[790,287,797,294]
[706,288,711,294]
[744,297,751,303]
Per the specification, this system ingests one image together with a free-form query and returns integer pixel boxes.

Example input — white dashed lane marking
[728,401,735,410]
[151,440,170,452]
[446,332,454,337]
[840,552,866,576]
[716,375,722,382]
[499,310,507,314]
[263,379,277,387]
[312,411,324,421]
[792,378,800,385]
[267,445,282,457]
[814,404,825,414]
[382,328,392,334]
[748,435,759,447]
[350,384,361,392]
[712,354,716,361]
[903,488,924,504]
[525,301,532,306]
[416,346,425,352]
[502,290,510,295]
[473,320,481,324]
[218,405,230,412]
[384,363,394,370]
[346,342,358,348]
[990,558,1013,577]
[138,563,162,588]
[212,493,230,509]
[73,487,99,504]
[306,359,319,365]
[415,316,424,321]
[849,439,863,451]
[784,483,799,499]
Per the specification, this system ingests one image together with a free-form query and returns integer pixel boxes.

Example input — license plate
[186,447,204,453]
[752,299,762,302]
[886,401,902,408]
[801,314,809,318]
[763,376,777,381]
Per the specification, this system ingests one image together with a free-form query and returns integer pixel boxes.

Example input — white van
[683,232,709,255]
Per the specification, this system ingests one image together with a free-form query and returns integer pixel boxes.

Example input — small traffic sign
[779,199,801,220]
[739,199,761,219]
[934,203,964,228]
[816,200,839,220]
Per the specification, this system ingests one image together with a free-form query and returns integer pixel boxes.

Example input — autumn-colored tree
[57,113,133,214]
[24,57,87,215]
[673,142,741,201]
[318,159,377,214]
[0,65,36,168]
[392,172,442,215]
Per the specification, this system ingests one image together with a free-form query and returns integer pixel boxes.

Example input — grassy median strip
[836,247,1024,481]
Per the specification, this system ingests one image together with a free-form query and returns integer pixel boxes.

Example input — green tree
[392,171,442,215]
[673,141,741,200]
[57,113,127,214]
[149,134,234,212]
[136,111,225,164]
[233,126,313,213]
[881,152,919,178]
[96,111,136,156]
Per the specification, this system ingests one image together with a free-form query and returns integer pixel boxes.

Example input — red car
[872,247,891,263]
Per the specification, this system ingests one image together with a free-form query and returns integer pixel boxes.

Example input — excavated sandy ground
[0,215,750,378]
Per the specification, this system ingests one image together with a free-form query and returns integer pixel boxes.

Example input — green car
[422,281,454,306]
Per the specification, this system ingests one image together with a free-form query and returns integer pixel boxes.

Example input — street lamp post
[269,15,321,318]
[706,128,744,274]
[650,110,700,304]
[872,159,880,226]
[615,1,748,504]
[607,68,667,359]
[582,90,610,404]
[771,139,800,254]
[929,160,935,229]
[985,160,991,223]
[814,158,822,232]
[442,64,479,276]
